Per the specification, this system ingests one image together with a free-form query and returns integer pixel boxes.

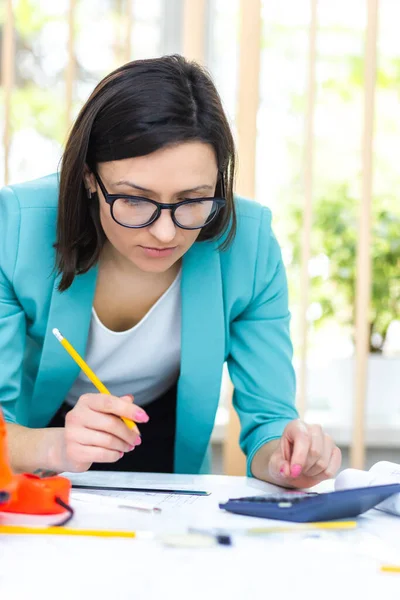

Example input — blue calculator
[219,483,400,522]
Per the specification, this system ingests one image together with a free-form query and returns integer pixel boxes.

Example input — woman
[0,55,341,487]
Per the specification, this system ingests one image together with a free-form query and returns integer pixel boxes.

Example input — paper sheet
[1,529,400,600]
[3,473,400,599]
[71,488,203,510]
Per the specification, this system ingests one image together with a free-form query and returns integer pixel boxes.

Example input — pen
[72,484,210,496]
[0,525,136,538]
[52,328,139,434]
[188,527,232,546]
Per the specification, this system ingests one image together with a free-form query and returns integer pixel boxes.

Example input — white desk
[1,472,400,600]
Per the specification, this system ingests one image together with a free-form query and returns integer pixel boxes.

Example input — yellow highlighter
[52,328,139,434]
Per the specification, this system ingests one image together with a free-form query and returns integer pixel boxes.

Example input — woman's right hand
[52,393,148,473]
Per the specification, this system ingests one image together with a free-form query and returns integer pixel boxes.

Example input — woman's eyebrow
[114,180,152,192]
[114,180,214,194]
[179,184,214,193]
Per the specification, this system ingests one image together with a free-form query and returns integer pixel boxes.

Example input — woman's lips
[139,246,177,258]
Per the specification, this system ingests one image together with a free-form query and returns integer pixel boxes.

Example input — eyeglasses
[93,172,226,230]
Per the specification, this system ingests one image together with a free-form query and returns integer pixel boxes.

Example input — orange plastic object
[2,473,71,515]
[0,407,71,515]
[0,413,18,506]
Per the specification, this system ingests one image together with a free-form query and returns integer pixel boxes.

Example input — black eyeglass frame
[93,171,227,230]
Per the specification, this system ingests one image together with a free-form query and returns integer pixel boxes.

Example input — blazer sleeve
[0,185,26,423]
[227,207,299,476]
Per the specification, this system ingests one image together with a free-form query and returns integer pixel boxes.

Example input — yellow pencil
[0,525,135,538]
[52,328,139,434]
[381,565,400,574]
[248,521,357,535]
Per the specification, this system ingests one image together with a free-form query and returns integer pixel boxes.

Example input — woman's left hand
[255,420,342,489]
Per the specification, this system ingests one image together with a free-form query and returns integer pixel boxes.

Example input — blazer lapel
[30,267,98,427]
[175,241,225,474]
[30,243,225,474]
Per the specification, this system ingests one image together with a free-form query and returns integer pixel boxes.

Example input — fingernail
[119,451,124,458]
[133,407,149,423]
[291,464,302,478]
[135,436,142,446]
[279,467,286,477]
[128,445,135,451]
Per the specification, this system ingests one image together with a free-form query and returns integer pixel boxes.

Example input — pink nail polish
[119,451,124,458]
[128,445,135,451]
[134,408,149,422]
[291,464,302,478]
[135,436,142,446]
[279,467,286,477]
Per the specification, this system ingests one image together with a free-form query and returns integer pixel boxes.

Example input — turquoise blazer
[0,174,298,475]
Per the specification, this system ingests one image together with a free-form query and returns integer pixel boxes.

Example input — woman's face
[87,141,218,274]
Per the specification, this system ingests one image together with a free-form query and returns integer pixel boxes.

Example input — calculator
[219,483,400,522]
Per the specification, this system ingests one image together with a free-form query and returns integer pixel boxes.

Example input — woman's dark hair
[55,54,236,291]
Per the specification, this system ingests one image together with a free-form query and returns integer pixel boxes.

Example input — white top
[65,271,181,407]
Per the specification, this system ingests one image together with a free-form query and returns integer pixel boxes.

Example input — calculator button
[230,493,318,504]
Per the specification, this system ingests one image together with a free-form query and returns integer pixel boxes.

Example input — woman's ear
[83,164,96,197]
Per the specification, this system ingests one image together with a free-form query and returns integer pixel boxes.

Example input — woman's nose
[147,209,177,243]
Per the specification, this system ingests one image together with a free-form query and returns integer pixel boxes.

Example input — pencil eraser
[52,328,62,341]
